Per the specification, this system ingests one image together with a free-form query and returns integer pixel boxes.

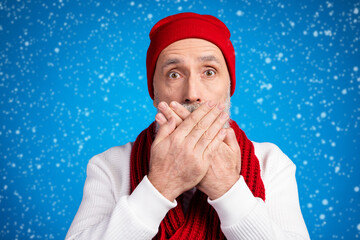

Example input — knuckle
[188,114,198,123]
[164,107,172,117]
[202,130,213,141]
[212,106,221,115]
[207,144,216,154]
[195,120,207,131]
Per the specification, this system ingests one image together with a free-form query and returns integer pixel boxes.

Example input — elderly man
[66,13,310,239]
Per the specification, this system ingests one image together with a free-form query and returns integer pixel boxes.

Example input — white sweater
[66,141,310,239]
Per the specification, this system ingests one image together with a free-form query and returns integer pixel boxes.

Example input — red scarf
[130,120,265,239]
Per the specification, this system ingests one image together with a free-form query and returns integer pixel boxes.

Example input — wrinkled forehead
[156,38,227,66]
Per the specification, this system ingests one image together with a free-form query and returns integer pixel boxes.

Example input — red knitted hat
[146,12,236,100]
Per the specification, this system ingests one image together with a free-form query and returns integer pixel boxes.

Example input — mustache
[181,102,202,113]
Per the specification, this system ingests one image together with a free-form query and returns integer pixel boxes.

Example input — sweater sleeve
[65,152,176,240]
[208,144,310,240]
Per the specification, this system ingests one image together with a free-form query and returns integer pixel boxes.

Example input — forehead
[157,38,225,63]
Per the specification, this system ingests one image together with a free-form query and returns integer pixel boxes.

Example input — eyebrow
[161,58,183,71]
[198,55,222,66]
[198,55,221,65]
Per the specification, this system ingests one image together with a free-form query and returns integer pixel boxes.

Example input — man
[66,13,310,239]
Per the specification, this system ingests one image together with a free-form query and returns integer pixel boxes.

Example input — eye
[204,69,215,77]
[168,72,180,79]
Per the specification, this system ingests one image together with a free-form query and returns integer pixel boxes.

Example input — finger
[169,101,191,120]
[155,113,167,126]
[174,101,217,138]
[158,101,183,126]
[223,128,240,151]
[184,104,228,146]
[153,117,176,146]
[203,128,227,157]
[194,111,229,152]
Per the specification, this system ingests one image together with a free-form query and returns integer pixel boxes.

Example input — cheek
[205,80,229,100]
[154,81,183,103]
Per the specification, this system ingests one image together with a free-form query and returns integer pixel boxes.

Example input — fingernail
[208,101,215,108]
[220,112,229,119]
[155,113,166,123]
[217,104,225,111]
[170,101,177,109]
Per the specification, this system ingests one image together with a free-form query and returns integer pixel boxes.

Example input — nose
[183,76,202,104]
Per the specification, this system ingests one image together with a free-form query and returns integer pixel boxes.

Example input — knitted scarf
[130,120,265,239]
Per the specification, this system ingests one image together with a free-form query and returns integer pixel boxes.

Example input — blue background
[0,0,359,239]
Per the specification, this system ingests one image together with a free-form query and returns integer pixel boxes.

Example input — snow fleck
[260,82,272,90]
[236,10,244,16]
[54,47,60,53]
[324,30,332,36]
[272,113,277,120]
[313,30,318,37]
[265,57,271,64]
[354,186,359,192]
[322,199,328,206]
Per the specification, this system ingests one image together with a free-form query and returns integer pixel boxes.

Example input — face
[153,38,231,108]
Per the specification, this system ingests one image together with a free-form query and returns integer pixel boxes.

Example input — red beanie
[146,12,236,100]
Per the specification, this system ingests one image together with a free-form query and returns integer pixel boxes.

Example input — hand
[148,101,229,201]
[159,101,241,200]
[156,101,191,127]
[197,128,241,200]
